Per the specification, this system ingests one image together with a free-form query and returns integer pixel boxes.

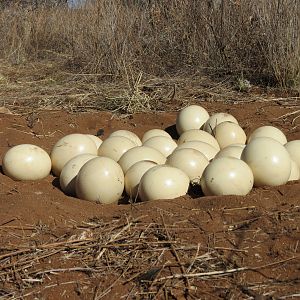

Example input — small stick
[22,278,43,283]
[278,110,300,119]
[213,247,248,253]
[253,255,300,270]
[20,281,77,299]
[95,271,126,300]
[1,249,61,272]
[223,206,256,211]
[226,217,260,231]
[34,267,100,276]
[96,216,144,260]
[155,255,299,282]
[0,218,18,226]
[279,294,300,299]
[0,225,36,230]
[0,263,35,278]
[0,249,32,260]
[155,266,248,282]
[0,238,95,259]
[153,280,168,300]
[186,243,200,273]
[160,214,191,294]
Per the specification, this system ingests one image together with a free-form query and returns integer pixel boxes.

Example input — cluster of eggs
[2,105,300,204]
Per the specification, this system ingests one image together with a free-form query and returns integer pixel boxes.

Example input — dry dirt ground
[0,99,299,300]
[0,59,299,299]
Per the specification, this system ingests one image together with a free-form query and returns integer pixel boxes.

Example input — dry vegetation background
[0,2,300,299]
[0,0,299,90]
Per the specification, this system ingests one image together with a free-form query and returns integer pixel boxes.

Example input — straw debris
[0,212,299,299]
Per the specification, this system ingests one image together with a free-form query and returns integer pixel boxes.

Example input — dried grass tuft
[0,59,299,115]
[0,0,299,89]
[0,212,299,299]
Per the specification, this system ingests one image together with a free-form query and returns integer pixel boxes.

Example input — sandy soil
[0,101,299,299]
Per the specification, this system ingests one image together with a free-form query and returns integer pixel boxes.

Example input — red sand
[0,101,299,299]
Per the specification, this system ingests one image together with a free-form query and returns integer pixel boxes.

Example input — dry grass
[0,0,299,90]
[1,58,299,117]
[1,211,299,299]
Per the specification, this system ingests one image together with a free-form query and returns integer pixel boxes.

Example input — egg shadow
[164,124,179,140]
[0,165,4,175]
[118,194,130,205]
[188,183,204,199]
[118,192,142,205]
[52,177,61,190]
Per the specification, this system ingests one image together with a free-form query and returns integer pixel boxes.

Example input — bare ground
[0,61,299,299]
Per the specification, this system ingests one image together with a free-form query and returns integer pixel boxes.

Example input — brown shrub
[0,0,299,88]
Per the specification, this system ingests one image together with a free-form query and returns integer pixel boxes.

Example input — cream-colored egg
[230,143,246,148]
[59,154,97,196]
[143,136,177,157]
[288,160,300,181]
[86,134,103,149]
[241,137,291,187]
[142,129,172,143]
[76,157,124,204]
[118,146,166,174]
[109,130,142,146]
[139,165,190,201]
[50,134,97,177]
[214,122,246,149]
[175,141,218,160]
[203,113,238,134]
[166,148,209,183]
[177,129,220,150]
[285,140,300,169]
[124,160,157,199]
[247,126,287,145]
[98,136,136,161]
[176,105,210,135]
[200,157,254,196]
[2,144,51,181]
[214,145,244,159]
